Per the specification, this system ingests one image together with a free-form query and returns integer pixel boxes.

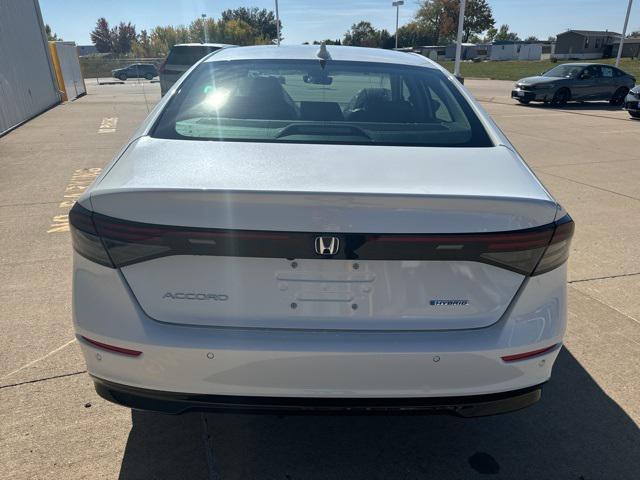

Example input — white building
[490,42,542,61]
[0,0,60,135]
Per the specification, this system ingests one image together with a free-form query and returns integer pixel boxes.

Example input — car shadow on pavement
[118,348,640,479]
[519,102,625,112]
[118,409,211,479]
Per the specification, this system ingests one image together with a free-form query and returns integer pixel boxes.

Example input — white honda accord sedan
[71,45,573,417]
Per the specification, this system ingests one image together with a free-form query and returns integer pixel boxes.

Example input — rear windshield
[166,46,221,66]
[153,59,493,147]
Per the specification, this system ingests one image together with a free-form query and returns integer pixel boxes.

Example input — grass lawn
[437,58,640,81]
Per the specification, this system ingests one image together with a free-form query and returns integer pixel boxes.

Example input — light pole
[275,0,280,46]
[201,14,208,44]
[615,0,633,67]
[392,1,404,49]
[453,0,467,82]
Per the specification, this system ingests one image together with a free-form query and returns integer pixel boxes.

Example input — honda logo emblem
[315,236,340,256]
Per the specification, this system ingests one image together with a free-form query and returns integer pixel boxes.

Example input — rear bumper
[93,376,543,417]
[73,254,567,402]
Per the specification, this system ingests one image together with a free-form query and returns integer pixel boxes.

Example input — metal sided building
[0,0,61,136]
[49,41,87,101]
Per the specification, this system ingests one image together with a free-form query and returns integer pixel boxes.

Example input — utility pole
[616,0,633,67]
[392,1,404,49]
[275,0,280,46]
[453,0,466,81]
[201,14,208,43]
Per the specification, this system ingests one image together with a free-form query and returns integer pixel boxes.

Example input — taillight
[532,215,574,275]
[69,203,114,267]
[69,203,573,276]
[158,59,167,74]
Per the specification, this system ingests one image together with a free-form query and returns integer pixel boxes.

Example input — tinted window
[128,64,153,72]
[543,64,583,78]
[153,59,493,148]
[601,66,614,78]
[612,68,625,77]
[166,46,220,66]
[584,65,600,78]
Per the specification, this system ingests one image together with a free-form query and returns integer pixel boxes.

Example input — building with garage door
[0,0,61,136]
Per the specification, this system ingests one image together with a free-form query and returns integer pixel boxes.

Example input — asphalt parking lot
[1,79,639,479]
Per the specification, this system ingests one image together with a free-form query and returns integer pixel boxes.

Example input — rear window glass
[166,46,220,66]
[153,59,493,148]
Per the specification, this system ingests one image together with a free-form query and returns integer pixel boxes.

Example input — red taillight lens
[69,203,114,267]
[69,203,573,276]
[501,344,559,362]
[80,336,142,356]
[532,215,574,275]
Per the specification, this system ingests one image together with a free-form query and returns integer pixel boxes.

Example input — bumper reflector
[501,344,559,362]
[80,336,142,357]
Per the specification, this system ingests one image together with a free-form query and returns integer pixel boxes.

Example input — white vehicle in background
[625,85,640,118]
[71,45,573,417]
[159,43,233,96]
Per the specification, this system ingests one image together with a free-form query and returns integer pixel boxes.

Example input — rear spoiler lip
[70,202,572,276]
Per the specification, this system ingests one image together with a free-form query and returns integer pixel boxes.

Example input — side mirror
[580,73,591,80]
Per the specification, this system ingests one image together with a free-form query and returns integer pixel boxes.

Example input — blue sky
[40,0,639,45]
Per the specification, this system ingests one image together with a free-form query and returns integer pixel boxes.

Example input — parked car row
[511,62,639,119]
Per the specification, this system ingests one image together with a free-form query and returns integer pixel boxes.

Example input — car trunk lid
[89,137,557,331]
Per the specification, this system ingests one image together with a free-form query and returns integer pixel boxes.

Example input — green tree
[343,21,388,48]
[312,39,342,45]
[462,0,494,42]
[396,21,436,47]
[415,0,494,44]
[415,0,456,45]
[221,7,280,42]
[484,26,498,42]
[90,17,112,53]
[149,25,189,57]
[188,18,206,43]
[131,29,152,57]
[493,24,520,42]
[111,22,137,55]
[524,35,539,42]
[217,18,260,45]
[45,24,61,41]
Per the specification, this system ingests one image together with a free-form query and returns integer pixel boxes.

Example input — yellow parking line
[98,117,118,133]
[47,168,102,233]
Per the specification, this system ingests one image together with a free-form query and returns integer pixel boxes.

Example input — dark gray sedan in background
[512,63,635,107]
[112,63,158,81]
